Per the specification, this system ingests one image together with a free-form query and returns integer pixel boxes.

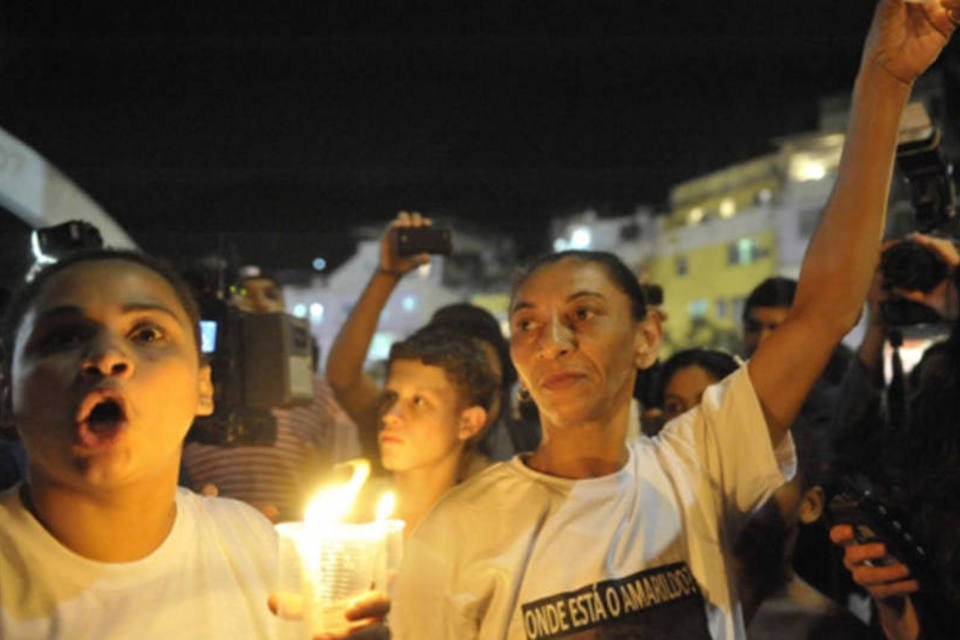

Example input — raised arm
[326,211,431,456]
[748,0,957,445]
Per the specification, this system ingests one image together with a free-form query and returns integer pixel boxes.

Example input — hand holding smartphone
[393,226,453,257]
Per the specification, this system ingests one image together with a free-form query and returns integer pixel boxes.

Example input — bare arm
[858,268,891,387]
[748,0,956,446]
[326,212,431,455]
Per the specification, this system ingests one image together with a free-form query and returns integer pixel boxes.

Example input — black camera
[32,220,104,259]
[825,475,930,581]
[879,115,957,326]
[881,241,947,293]
[897,127,956,234]
[187,296,315,446]
[879,241,947,326]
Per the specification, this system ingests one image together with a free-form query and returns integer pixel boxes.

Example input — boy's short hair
[426,303,516,389]
[387,327,498,413]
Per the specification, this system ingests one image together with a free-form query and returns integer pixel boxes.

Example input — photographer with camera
[181,270,361,522]
[831,229,960,639]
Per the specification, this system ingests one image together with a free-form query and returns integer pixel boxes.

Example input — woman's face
[9,259,212,492]
[662,364,718,422]
[509,257,656,429]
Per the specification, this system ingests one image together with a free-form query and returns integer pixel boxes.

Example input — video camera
[187,274,315,447]
[881,105,958,326]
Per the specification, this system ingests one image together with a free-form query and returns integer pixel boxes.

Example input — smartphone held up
[393,226,453,257]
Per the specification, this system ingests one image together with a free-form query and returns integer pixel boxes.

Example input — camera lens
[880,241,946,293]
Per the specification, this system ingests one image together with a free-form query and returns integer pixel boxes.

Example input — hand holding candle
[274,459,403,638]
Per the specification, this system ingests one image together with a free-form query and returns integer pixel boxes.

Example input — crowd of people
[2,1,960,639]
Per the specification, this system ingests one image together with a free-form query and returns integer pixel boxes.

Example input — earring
[517,386,532,403]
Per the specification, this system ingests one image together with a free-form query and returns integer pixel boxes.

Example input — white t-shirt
[0,487,278,639]
[392,366,795,640]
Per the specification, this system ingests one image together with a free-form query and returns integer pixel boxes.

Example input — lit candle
[275,459,403,637]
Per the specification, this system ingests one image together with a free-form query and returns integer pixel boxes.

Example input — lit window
[570,226,592,249]
[688,298,708,320]
[728,238,760,265]
[719,198,736,219]
[369,332,396,361]
[687,207,705,225]
[790,154,828,182]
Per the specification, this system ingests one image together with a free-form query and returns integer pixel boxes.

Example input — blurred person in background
[831,233,960,639]
[742,274,858,602]
[742,277,854,387]
[737,416,876,639]
[643,347,739,435]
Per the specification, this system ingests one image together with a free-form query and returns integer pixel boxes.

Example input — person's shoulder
[0,484,25,526]
[458,458,537,492]
[427,458,553,526]
[176,487,275,540]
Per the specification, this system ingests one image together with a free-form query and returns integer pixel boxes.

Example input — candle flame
[304,458,370,525]
[375,491,396,521]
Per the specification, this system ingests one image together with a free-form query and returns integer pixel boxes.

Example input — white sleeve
[654,365,796,527]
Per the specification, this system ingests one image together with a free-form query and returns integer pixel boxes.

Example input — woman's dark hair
[511,250,648,321]
[2,249,202,369]
[651,348,739,409]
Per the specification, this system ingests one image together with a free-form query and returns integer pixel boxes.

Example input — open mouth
[76,394,128,447]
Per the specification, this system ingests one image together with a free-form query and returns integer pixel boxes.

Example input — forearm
[795,63,911,330]
[858,320,889,386]
[876,595,920,640]
[748,63,913,442]
[327,270,400,391]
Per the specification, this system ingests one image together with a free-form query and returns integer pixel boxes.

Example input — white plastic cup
[275,520,397,637]
[376,519,405,593]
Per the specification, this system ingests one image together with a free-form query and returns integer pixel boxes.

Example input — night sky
[0,2,914,282]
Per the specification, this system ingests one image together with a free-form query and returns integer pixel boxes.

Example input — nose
[537,314,574,359]
[378,393,403,427]
[81,337,133,380]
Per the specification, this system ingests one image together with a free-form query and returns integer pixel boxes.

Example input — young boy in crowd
[375,326,499,534]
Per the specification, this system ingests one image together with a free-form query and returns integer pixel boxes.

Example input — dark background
[0,2,910,283]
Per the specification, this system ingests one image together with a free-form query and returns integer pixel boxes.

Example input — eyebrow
[35,303,186,326]
[511,290,606,315]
